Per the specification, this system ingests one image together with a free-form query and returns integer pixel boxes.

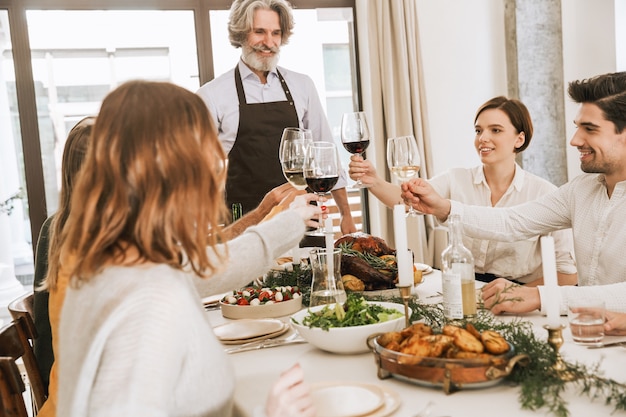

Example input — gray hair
[228,0,295,48]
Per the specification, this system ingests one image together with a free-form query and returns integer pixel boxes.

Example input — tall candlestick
[325,218,334,281]
[541,236,560,328]
[393,204,411,287]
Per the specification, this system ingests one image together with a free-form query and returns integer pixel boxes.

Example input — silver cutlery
[587,340,626,349]
[204,302,220,311]
[225,333,306,354]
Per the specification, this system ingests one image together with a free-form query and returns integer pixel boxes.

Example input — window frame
[0,0,363,256]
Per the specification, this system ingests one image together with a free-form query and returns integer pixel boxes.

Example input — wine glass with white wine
[279,127,312,190]
[386,135,421,216]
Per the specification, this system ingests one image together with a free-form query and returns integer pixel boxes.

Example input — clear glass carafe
[309,248,347,307]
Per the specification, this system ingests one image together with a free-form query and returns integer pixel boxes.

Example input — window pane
[24,10,200,216]
[0,10,33,288]
[323,44,351,91]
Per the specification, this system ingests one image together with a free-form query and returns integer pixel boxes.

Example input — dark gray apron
[225,66,299,214]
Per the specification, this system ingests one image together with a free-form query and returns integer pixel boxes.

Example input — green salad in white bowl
[291,294,407,354]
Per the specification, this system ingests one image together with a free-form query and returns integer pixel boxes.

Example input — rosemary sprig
[338,243,397,274]
[478,281,524,310]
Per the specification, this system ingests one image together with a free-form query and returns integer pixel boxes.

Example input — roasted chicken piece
[481,330,510,354]
[378,331,404,348]
[400,322,433,339]
[452,328,484,353]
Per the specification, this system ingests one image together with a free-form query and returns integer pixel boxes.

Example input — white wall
[617,0,626,71]
[416,0,507,177]
[562,0,617,180]
[416,0,619,181]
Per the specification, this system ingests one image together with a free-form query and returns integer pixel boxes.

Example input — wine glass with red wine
[341,112,371,188]
[303,142,339,236]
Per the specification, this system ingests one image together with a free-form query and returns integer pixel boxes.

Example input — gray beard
[242,44,280,73]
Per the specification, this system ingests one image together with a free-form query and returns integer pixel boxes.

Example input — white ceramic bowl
[290,301,408,354]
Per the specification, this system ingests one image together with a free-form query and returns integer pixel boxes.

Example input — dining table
[207,269,626,417]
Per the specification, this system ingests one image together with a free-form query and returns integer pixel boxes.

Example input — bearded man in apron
[197,0,357,239]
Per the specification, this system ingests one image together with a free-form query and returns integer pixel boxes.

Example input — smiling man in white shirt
[197,0,356,235]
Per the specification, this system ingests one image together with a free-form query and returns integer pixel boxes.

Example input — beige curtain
[355,0,436,265]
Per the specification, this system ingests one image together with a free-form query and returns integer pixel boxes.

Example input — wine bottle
[231,203,243,223]
[441,214,476,319]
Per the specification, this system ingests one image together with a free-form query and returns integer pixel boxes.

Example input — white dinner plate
[218,324,289,345]
[202,292,229,308]
[311,382,385,417]
[414,263,434,275]
[367,386,401,417]
[213,319,285,342]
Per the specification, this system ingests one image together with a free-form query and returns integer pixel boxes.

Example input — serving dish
[220,286,303,319]
[290,301,407,354]
[220,297,302,319]
[367,333,529,394]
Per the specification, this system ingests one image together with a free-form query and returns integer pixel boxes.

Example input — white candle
[325,218,334,279]
[393,204,412,287]
[541,236,560,328]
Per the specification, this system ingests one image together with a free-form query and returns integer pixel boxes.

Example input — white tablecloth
[207,271,626,417]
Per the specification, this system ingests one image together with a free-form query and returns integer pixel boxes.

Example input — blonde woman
[53,80,318,417]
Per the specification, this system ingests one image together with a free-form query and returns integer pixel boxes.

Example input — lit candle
[325,218,334,279]
[541,236,560,328]
[393,204,412,287]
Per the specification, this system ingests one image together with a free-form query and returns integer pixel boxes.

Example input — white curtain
[355,0,436,265]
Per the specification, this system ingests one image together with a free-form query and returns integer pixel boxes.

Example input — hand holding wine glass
[303,142,339,236]
[387,135,421,216]
[279,127,312,191]
[341,112,371,188]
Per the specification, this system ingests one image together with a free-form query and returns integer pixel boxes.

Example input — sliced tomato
[236,298,250,306]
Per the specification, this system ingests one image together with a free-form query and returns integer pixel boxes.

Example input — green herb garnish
[292,293,402,331]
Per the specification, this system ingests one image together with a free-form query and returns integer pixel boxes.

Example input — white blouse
[429,164,577,283]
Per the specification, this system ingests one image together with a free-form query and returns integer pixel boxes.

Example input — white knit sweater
[57,210,304,417]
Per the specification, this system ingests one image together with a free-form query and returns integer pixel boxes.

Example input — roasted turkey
[334,233,395,257]
[334,233,397,290]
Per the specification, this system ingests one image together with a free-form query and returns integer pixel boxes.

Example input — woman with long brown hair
[33,116,94,395]
[53,80,318,417]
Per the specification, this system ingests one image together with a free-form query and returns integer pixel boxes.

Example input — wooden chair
[7,292,47,413]
[0,322,30,417]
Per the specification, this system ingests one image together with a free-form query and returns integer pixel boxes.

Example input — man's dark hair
[567,72,626,133]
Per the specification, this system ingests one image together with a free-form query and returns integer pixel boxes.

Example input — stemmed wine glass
[387,135,421,217]
[303,142,339,236]
[279,127,312,190]
[341,112,371,188]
